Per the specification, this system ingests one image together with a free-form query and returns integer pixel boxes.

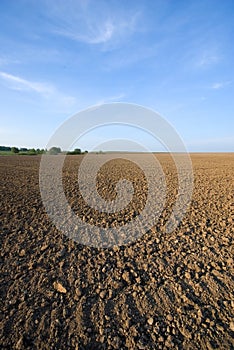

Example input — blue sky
[0,0,233,151]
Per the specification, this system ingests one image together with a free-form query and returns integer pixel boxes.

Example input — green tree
[48,147,61,155]
[38,149,45,154]
[0,146,11,151]
[73,148,81,154]
[11,147,19,154]
[28,148,36,154]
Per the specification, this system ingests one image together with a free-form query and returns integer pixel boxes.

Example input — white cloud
[46,0,140,45]
[0,71,77,111]
[0,71,55,96]
[56,20,115,44]
[211,81,231,90]
[96,93,126,105]
[89,21,114,44]
[197,53,220,67]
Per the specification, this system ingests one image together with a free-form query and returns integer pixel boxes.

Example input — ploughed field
[0,154,233,350]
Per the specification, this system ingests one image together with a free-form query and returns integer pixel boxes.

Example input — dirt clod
[147,317,154,325]
[53,281,67,294]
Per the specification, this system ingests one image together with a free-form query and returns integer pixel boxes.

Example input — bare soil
[0,154,233,349]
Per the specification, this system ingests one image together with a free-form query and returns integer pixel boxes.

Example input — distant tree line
[0,146,11,152]
[47,147,88,155]
[12,147,45,154]
[0,146,45,154]
[67,148,88,155]
[0,145,88,155]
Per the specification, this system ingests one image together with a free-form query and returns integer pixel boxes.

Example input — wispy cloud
[96,93,126,105]
[211,81,231,90]
[56,20,115,44]
[0,71,77,111]
[0,71,55,96]
[46,0,140,45]
[196,52,221,68]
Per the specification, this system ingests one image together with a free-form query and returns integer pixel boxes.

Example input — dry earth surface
[0,154,233,350]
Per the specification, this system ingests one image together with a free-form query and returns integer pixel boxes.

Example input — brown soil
[0,154,233,349]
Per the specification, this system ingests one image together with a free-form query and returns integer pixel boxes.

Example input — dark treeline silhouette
[0,146,11,151]
[0,146,88,155]
[67,148,88,155]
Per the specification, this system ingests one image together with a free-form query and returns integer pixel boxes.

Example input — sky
[0,0,233,152]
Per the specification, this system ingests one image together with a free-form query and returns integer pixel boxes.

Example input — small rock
[100,291,106,299]
[167,314,173,322]
[41,244,48,252]
[122,271,130,283]
[100,336,105,343]
[147,317,154,325]
[197,309,203,317]
[136,277,141,283]
[19,249,25,257]
[230,322,234,331]
[53,282,67,294]
[165,340,173,348]
[212,270,220,277]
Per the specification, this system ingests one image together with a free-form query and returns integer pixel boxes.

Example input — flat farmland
[0,154,233,350]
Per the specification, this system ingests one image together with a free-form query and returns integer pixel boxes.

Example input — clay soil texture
[0,154,233,350]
